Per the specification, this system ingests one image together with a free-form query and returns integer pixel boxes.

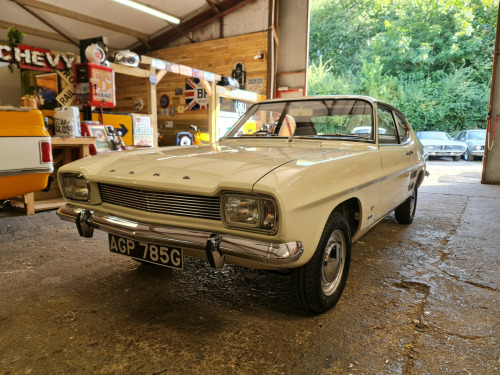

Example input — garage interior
[1,1,499,374]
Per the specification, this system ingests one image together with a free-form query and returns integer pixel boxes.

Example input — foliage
[6,27,25,73]
[308,0,497,134]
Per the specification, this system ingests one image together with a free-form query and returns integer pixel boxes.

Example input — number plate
[108,234,183,269]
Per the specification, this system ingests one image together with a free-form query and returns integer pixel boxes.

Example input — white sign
[135,116,151,128]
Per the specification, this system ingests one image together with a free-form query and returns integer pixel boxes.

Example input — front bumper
[57,205,304,269]
[427,151,464,156]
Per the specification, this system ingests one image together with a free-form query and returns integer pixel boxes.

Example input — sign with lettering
[185,78,208,111]
[55,69,76,107]
[0,44,76,71]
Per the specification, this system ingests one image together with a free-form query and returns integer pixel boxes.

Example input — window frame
[376,106,399,145]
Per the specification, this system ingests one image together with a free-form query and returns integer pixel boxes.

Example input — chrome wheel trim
[321,229,346,296]
[409,189,416,216]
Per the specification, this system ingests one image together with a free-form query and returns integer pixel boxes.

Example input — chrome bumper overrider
[57,205,303,269]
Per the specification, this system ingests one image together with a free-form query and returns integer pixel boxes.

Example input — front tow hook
[205,233,224,269]
[76,210,94,238]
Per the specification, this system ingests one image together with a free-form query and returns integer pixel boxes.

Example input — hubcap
[409,190,416,216]
[321,229,346,296]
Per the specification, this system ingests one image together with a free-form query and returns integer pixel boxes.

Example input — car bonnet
[61,143,356,195]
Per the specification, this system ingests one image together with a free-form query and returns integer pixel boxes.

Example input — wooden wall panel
[114,31,268,145]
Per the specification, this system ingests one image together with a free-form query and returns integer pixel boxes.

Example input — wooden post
[148,63,158,147]
[208,81,219,144]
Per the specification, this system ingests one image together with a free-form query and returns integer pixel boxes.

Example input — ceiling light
[113,0,180,24]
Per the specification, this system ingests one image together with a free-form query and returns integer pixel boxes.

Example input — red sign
[0,44,75,71]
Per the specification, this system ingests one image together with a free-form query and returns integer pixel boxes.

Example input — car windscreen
[418,132,451,141]
[223,99,374,141]
[469,130,486,140]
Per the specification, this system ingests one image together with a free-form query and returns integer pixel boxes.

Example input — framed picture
[86,124,111,153]
[35,72,59,109]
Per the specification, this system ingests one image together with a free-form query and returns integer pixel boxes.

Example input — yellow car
[0,107,53,201]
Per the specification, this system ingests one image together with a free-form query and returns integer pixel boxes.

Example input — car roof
[257,95,399,111]
[418,131,447,133]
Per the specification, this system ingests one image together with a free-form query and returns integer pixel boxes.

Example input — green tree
[308,0,497,132]
[307,58,354,95]
[309,0,385,74]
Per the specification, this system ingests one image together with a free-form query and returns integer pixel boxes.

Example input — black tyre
[453,155,460,161]
[1,200,11,211]
[395,188,417,224]
[293,212,351,313]
[464,150,474,161]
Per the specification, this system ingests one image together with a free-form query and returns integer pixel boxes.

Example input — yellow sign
[91,113,133,146]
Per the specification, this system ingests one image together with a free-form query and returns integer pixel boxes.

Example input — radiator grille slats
[98,183,221,220]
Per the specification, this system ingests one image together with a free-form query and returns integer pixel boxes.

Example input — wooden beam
[205,0,220,13]
[201,79,212,96]
[0,20,69,43]
[156,69,167,83]
[109,62,150,78]
[11,0,150,41]
[133,0,253,54]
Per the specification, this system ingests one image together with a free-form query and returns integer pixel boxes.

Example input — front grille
[443,145,463,151]
[98,183,221,221]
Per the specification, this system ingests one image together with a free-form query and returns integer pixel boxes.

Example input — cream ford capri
[57,96,427,313]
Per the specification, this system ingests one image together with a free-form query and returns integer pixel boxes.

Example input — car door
[456,131,467,144]
[377,106,415,218]
[455,131,469,151]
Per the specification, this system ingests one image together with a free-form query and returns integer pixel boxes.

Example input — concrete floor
[0,159,499,375]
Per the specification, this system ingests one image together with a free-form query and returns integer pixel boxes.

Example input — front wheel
[292,212,351,313]
[453,155,460,161]
[464,150,474,161]
[395,188,418,224]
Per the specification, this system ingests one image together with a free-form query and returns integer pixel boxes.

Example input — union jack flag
[185,78,208,110]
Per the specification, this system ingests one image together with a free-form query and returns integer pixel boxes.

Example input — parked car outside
[56,95,427,313]
[455,129,486,161]
[351,126,387,135]
[416,131,467,161]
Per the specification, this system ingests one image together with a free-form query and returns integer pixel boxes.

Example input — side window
[457,132,466,141]
[377,107,398,144]
[395,113,411,144]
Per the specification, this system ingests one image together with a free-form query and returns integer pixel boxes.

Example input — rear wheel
[395,187,417,224]
[293,212,351,313]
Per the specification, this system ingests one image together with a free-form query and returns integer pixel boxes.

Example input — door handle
[406,150,414,156]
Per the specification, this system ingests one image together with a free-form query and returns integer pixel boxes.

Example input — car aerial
[56,95,427,313]
[454,129,486,161]
[416,131,467,161]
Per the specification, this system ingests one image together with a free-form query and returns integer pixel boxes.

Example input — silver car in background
[455,129,486,161]
[416,131,467,161]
